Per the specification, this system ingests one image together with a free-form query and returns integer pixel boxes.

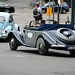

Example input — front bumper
[51,44,75,51]
[51,45,66,48]
[0,34,8,39]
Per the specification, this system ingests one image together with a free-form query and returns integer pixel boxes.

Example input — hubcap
[10,38,15,46]
[39,44,44,50]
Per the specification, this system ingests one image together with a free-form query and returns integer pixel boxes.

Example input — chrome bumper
[51,44,75,50]
[51,45,66,48]
[0,34,8,39]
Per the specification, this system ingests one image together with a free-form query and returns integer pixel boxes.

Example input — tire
[42,9,46,14]
[5,9,10,13]
[62,9,66,14]
[69,51,75,56]
[36,37,48,55]
[9,35,18,50]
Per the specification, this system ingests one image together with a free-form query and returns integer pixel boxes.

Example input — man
[33,3,42,20]
[30,3,42,27]
[36,20,45,27]
[40,20,45,25]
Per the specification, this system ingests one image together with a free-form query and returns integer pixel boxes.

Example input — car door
[24,28,41,46]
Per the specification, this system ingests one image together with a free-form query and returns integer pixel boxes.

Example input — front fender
[37,32,57,46]
[13,24,19,31]
[8,30,26,46]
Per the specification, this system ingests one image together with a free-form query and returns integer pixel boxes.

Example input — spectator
[33,3,42,21]
[36,20,45,27]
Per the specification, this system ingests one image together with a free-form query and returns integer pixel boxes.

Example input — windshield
[0,16,5,22]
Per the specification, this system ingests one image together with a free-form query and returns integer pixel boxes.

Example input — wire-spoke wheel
[9,35,18,50]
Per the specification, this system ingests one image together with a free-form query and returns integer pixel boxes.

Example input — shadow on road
[17,49,75,58]
[0,39,8,43]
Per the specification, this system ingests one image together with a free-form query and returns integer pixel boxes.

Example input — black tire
[36,37,48,55]
[9,35,18,50]
[69,51,75,56]
[62,9,66,14]
[42,9,46,14]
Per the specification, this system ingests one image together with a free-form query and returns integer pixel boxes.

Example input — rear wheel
[62,9,66,14]
[42,9,46,14]
[9,35,18,50]
[36,37,48,55]
[69,51,75,56]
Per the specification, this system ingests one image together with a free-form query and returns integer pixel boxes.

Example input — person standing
[30,3,43,27]
[33,3,42,21]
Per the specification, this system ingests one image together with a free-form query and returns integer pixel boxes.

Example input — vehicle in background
[0,12,20,40]
[42,2,69,14]
[0,2,15,13]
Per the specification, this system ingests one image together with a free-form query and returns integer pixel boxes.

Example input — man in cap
[33,3,42,20]
[30,3,43,27]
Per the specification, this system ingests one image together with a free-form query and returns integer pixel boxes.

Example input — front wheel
[36,37,48,55]
[9,35,18,50]
[69,51,75,56]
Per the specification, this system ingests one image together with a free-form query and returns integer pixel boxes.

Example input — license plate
[67,46,75,50]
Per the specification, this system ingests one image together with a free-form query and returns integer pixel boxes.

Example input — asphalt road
[0,0,75,75]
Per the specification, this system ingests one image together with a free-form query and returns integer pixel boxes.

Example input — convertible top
[38,24,74,30]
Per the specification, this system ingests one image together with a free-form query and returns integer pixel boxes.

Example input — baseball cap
[36,4,39,7]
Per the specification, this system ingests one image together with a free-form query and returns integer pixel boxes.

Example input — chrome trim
[51,45,66,47]
[0,34,7,38]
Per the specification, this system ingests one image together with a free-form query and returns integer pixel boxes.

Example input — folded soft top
[38,24,74,30]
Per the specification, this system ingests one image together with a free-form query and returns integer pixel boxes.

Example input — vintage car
[8,20,75,56]
[0,2,15,13]
[0,12,20,40]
